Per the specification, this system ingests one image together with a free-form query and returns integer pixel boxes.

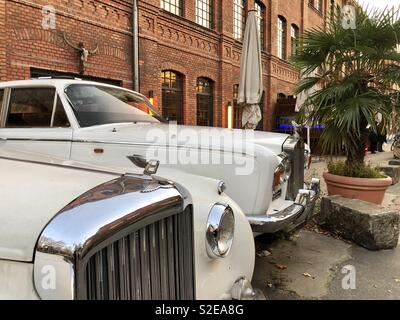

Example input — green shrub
[327,161,385,179]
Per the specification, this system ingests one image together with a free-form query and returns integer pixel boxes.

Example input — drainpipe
[132,0,139,92]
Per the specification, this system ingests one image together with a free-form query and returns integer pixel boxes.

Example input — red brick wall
[1,0,133,86]
[138,0,327,130]
[0,0,330,131]
[0,0,6,81]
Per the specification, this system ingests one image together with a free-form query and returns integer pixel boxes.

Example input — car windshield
[65,84,165,127]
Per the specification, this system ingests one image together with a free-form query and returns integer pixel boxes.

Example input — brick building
[0,0,345,131]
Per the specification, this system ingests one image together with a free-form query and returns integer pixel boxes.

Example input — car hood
[75,123,289,155]
[0,149,127,262]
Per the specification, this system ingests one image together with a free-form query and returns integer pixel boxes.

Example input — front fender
[156,168,255,299]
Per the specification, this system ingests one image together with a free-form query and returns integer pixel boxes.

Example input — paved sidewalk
[252,147,400,300]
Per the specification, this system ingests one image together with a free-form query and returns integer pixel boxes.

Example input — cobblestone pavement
[252,145,400,300]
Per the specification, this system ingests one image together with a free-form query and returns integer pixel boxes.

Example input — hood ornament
[127,155,160,175]
[291,121,302,140]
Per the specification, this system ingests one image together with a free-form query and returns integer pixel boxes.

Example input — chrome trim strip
[2,138,72,142]
[33,174,193,300]
[0,138,256,157]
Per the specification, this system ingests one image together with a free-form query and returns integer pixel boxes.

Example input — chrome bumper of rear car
[247,178,320,234]
[231,277,266,300]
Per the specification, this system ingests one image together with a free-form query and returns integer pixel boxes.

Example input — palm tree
[292,5,400,166]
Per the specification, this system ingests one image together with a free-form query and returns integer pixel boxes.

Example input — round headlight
[206,204,235,259]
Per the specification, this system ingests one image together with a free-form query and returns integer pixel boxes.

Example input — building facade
[0,0,345,131]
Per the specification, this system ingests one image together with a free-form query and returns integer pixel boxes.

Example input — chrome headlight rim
[278,152,292,181]
[273,153,292,193]
[206,203,235,259]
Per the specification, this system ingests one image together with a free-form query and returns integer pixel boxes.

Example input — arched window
[277,16,287,60]
[196,0,213,29]
[291,24,299,55]
[255,1,265,50]
[160,0,182,16]
[161,70,184,124]
[277,93,286,99]
[196,78,214,126]
[233,0,246,41]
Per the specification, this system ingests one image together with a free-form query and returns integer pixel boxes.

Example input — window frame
[196,77,214,127]
[161,70,184,124]
[309,0,322,12]
[254,1,265,51]
[160,0,183,17]
[277,16,287,60]
[290,24,299,55]
[233,0,246,41]
[196,0,213,29]
[3,86,70,129]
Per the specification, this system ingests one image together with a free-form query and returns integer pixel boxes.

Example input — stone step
[320,196,399,250]
[379,165,400,184]
[389,159,400,166]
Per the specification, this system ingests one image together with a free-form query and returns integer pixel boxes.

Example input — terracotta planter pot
[323,172,392,205]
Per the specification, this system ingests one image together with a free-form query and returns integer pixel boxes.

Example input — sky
[357,0,400,11]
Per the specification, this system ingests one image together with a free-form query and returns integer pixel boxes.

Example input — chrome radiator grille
[285,137,305,200]
[83,207,195,300]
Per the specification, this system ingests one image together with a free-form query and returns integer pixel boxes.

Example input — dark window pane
[53,96,70,127]
[6,88,55,128]
[196,78,213,127]
[291,24,299,55]
[161,70,183,124]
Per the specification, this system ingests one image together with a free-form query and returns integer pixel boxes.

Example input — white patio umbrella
[295,69,319,150]
[238,10,263,130]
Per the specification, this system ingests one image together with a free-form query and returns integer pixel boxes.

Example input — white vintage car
[0,78,320,233]
[0,78,319,300]
[0,148,257,300]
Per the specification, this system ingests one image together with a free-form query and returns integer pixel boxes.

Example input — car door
[0,86,72,158]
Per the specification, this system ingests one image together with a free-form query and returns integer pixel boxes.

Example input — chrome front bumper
[248,178,320,234]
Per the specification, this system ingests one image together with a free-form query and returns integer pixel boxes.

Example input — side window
[52,97,70,127]
[6,88,55,128]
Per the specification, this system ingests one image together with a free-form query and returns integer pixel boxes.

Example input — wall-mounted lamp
[227,101,233,129]
[148,90,154,105]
